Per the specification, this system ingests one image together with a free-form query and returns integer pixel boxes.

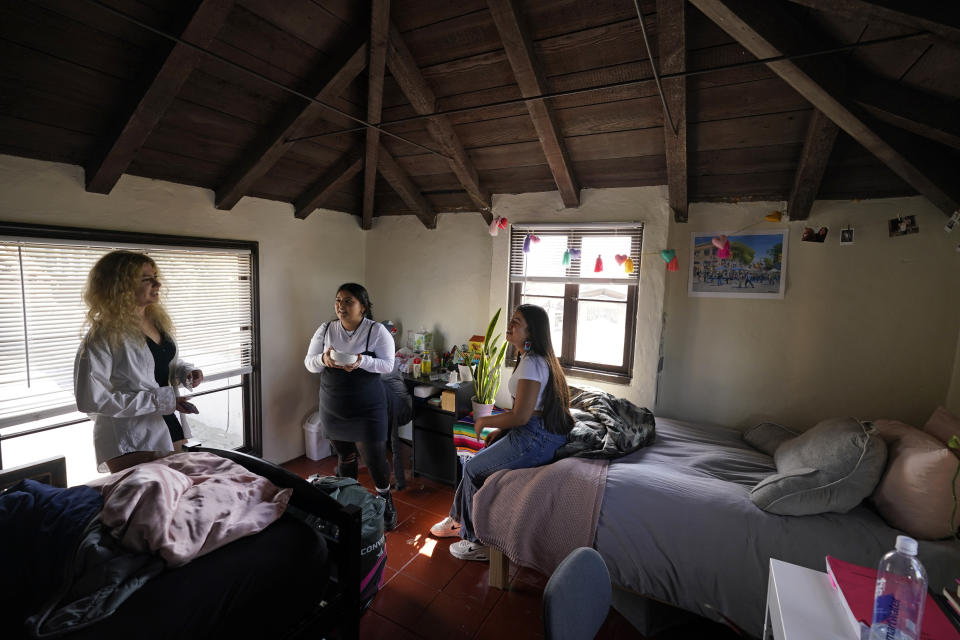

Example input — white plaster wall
[948,326,960,415]
[0,154,365,464]
[365,213,492,352]
[488,188,671,409]
[657,197,960,430]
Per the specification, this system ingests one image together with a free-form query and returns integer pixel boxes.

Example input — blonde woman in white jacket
[74,250,203,472]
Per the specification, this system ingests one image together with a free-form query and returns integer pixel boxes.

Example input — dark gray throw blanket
[555,387,656,460]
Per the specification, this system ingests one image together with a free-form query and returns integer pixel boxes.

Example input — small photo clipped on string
[801,226,828,243]
[888,214,918,237]
[840,227,855,246]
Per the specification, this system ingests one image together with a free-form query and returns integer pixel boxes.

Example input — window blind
[0,239,254,429]
[509,222,644,285]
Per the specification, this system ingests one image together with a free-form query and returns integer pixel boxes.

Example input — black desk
[402,375,474,486]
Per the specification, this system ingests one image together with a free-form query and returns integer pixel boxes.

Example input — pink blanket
[97,452,292,567]
[472,457,608,577]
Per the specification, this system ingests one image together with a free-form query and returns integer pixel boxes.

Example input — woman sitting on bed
[430,304,574,561]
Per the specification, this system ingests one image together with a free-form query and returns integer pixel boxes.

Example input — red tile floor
[282,451,743,640]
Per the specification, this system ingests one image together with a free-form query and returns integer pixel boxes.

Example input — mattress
[595,417,960,637]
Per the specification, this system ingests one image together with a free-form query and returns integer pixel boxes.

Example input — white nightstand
[763,558,860,640]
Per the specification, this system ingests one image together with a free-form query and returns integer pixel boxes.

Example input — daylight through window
[508,222,642,380]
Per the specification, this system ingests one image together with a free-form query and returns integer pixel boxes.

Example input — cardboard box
[441,389,457,412]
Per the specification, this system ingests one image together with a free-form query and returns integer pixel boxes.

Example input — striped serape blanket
[453,409,505,462]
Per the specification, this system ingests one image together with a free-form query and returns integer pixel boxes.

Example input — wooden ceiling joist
[386,24,493,225]
[787,109,840,220]
[689,0,960,216]
[294,149,363,220]
[362,0,390,230]
[657,0,688,223]
[377,146,437,229]
[854,80,960,151]
[785,0,960,45]
[85,0,234,194]
[215,40,368,211]
[486,0,580,209]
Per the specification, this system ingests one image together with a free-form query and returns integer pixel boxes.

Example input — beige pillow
[871,419,960,540]
[924,406,960,458]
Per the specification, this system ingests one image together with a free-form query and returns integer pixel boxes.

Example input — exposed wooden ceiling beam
[787,109,840,220]
[85,0,234,194]
[378,146,437,229]
[386,24,493,225]
[785,0,960,44]
[486,0,580,208]
[854,80,960,151]
[689,0,960,216]
[362,0,390,230]
[657,0,688,223]
[294,149,363,219]
[215,40,368,210]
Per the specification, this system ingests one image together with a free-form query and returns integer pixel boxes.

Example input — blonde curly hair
[83,250,175,346]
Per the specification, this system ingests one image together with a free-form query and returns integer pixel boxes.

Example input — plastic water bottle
[868,535,928,640]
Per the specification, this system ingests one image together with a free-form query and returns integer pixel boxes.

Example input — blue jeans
[450,416,568,543]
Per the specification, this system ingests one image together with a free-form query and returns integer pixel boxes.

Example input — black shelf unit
[403,376,474,486]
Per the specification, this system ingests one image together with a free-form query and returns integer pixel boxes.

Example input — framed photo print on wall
[688,229,788,299]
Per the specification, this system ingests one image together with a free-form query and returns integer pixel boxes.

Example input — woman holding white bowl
[304,282,398,529]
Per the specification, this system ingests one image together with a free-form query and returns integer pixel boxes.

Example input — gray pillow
[750,417,887,516]
[743,422,798,456]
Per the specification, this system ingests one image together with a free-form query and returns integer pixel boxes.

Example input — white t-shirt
[303,318,395,374]
[507,352,550,410]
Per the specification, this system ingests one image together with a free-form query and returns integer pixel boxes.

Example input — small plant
[472,308,508,406]
[950,434,960,538]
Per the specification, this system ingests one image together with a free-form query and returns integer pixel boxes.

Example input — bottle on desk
[869,535,928,640]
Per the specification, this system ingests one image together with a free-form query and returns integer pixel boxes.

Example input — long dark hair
[336,282,374,320]
[515,304,573,435]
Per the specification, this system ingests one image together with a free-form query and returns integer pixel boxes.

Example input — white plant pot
[471,396,494,419]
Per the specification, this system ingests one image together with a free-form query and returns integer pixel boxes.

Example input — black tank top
[145,333,184,442]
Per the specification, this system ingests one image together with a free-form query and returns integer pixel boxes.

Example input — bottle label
[872,594,900,636]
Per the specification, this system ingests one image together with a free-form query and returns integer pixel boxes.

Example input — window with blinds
[0,237,255,431]
[508,222,643,380]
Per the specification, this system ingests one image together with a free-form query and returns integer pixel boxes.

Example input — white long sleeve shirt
[304,318,395,375]
[74,331,194,470]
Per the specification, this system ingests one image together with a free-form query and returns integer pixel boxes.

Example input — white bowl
[330,350,358,366]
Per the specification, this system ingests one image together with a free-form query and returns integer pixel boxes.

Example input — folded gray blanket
[555,387,656,460]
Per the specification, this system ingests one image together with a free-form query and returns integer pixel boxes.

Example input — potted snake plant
[471,308,508,418]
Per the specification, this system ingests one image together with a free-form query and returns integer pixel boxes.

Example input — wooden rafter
[787,109,839,220]
[486,0,580,208]
[215,40,368,210]
[657,0,688,223]
[386,24,493,225]
[378,146,437,229]
[294,149,363,219]
[785,0,960,44]
[689,0,960,216]
[362,0,390,230]
[854,80,960,151]
[85,0,234,194]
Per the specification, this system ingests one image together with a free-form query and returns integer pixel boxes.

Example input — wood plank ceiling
[1,0,958,228]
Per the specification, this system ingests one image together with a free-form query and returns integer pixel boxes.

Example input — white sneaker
[449,540,489,561]
[429,516,461,538]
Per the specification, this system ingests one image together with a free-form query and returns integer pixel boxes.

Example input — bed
[0,448,363,640]
[475,415,960,638]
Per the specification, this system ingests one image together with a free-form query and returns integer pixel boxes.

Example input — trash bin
[303,411,332,461]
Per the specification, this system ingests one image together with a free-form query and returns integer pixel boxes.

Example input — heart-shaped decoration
[660,249,676,263]
[497,216,509,229]
[711,235,728,249]
[568,248,582,259]
[614,254,627,265]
